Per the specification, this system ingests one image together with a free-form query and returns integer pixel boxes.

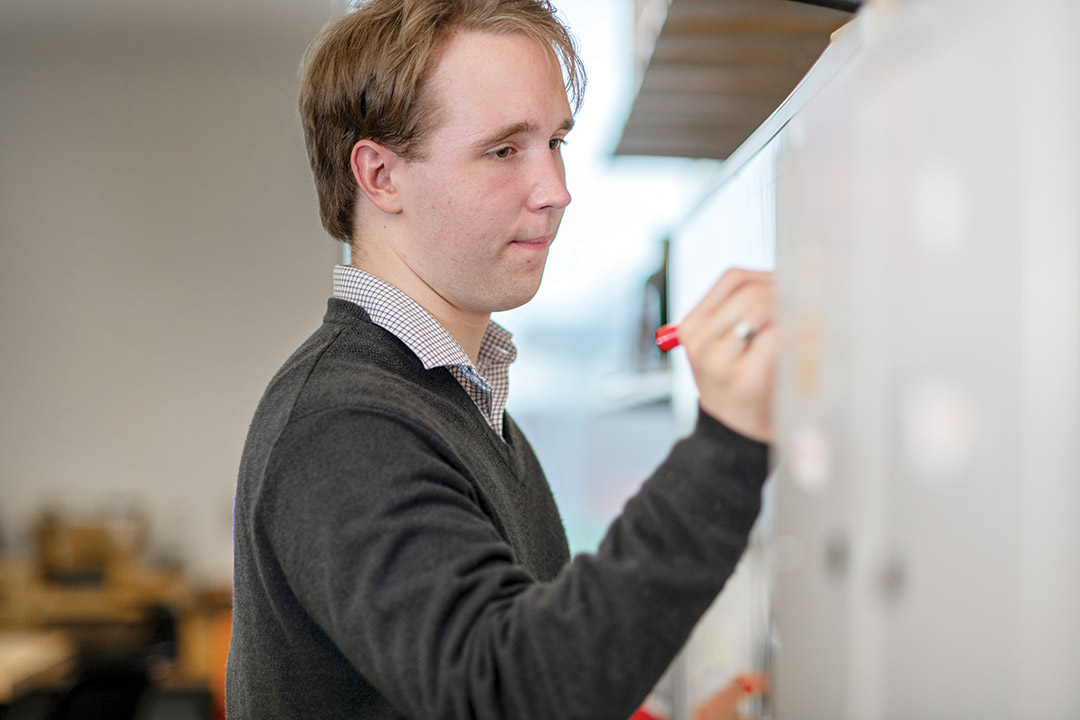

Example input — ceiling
[616,0,853,160]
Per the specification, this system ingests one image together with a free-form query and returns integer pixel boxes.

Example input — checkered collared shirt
[332,264,517,438]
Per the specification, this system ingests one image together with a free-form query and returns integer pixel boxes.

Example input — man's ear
[350,140,403,215]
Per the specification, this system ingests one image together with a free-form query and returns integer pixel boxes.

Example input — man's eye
[549,138,566,151]
[493,147,514,159]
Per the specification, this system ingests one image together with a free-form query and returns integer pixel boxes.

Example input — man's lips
[511,234,554,248]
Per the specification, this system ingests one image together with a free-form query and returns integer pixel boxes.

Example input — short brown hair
[299,0,586,243]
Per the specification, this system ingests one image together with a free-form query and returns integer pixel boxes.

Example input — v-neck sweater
[228,298,769,720]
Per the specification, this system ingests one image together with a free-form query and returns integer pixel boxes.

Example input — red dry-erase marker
[654,323,680,353]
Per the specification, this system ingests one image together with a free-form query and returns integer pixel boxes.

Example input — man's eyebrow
[472,117,575,149]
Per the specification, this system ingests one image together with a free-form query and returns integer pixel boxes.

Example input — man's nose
[527,153,571,211]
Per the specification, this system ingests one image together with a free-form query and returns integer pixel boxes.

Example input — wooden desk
[0,630,76,704]
[0,552,232,712]
[0,556,189,635]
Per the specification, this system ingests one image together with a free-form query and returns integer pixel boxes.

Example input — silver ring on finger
[733,319,756,344]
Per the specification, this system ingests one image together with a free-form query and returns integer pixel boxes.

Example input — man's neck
[350,259,488,365]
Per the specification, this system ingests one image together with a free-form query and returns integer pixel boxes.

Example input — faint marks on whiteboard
[790,423,832,493]
[913,159,969,256]
[900,375,976,483]
[876,553,907,607]
[823,533,851,583]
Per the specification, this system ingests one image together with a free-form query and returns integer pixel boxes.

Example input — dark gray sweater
[227,299,768,720]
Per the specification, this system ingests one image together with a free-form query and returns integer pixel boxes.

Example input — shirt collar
[331,264,515,374]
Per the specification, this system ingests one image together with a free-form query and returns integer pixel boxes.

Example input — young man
[227,1,778,719]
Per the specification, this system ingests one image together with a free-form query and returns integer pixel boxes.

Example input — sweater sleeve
[260,404,768,720]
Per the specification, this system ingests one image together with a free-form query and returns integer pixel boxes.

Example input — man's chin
[494,276,546,313]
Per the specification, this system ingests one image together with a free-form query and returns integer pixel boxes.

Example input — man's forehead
[424,30,573,132]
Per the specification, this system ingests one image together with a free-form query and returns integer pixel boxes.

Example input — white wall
[0,8,340,583]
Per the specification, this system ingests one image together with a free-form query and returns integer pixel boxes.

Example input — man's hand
[675,269,777,443]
